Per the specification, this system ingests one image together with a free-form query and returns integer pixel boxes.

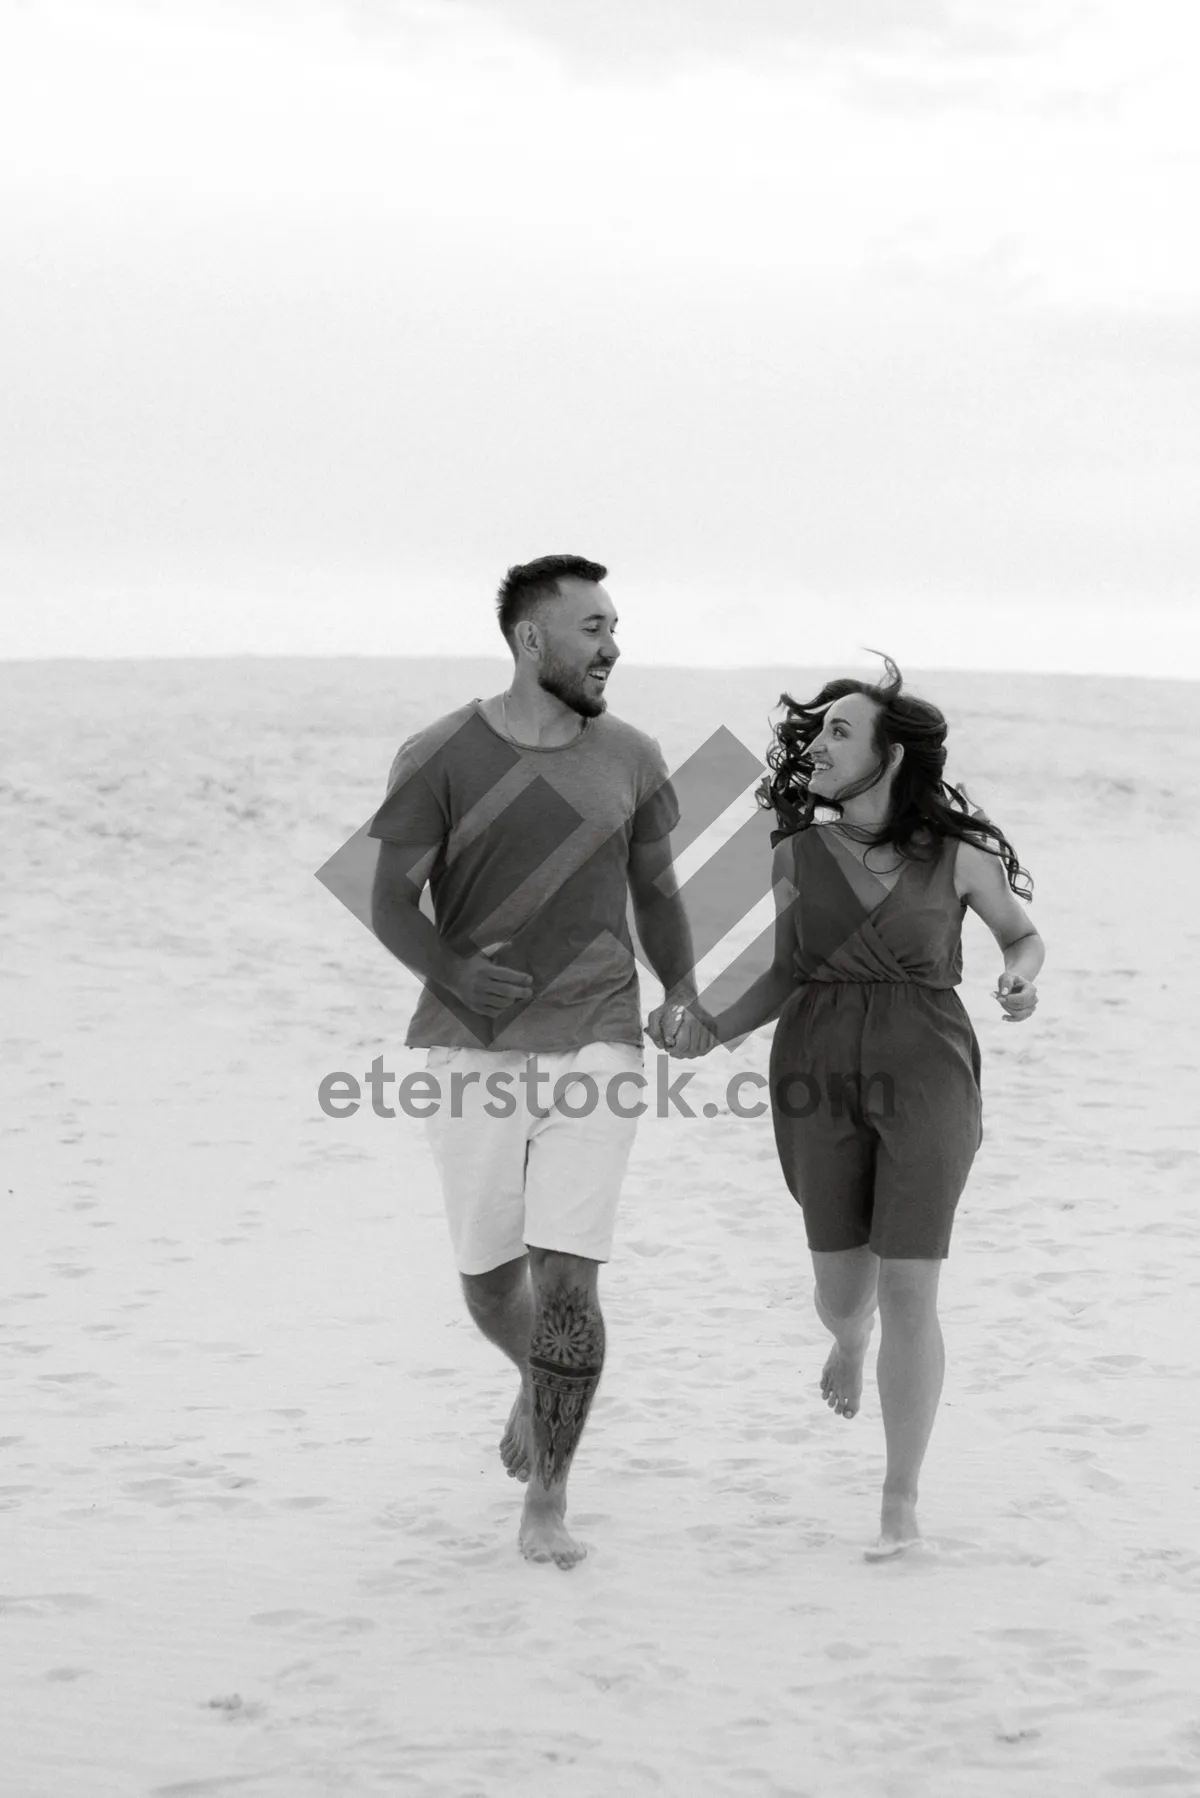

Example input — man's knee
[527,1260,606,1381]
[461,1255,528,1312]
[527,1246,600,1295]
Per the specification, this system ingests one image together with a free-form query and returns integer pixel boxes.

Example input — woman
[662,658,1044,1559]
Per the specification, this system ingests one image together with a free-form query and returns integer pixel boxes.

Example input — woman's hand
[652,1000,720,1057]
[995,973,1038,1022]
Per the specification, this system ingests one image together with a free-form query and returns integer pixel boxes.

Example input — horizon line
[0,651,1196,687]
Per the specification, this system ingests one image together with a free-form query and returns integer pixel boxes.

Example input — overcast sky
[2,0,1198,674]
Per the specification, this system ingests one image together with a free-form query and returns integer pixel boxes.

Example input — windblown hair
[495,554,608,645]
[756,654,1033,900]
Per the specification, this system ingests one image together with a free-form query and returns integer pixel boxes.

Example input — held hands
[646,998,720,1058]
[995,973,1038,1023]
[448,943,534,1016]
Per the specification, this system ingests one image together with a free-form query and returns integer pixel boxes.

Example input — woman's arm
[708,838,802,1047]
[956,838,1045,1022]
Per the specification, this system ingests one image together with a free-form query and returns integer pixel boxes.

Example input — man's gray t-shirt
[369,701,680,1051]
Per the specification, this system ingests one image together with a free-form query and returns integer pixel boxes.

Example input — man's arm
[371,842,532,1016]
[371,842,453,985]
[628,833,699,1032]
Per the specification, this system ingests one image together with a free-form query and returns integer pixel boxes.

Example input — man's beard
[537,654,607,718]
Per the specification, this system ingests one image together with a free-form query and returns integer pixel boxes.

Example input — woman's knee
[877,1258,941,1324]
[812,1248,878,1321]
[816,1281,875,1324]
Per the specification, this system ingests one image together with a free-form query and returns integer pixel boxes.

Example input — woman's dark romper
[769,825,983,1260]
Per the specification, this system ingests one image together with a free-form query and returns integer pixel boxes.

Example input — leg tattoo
[528,1285,606,1490]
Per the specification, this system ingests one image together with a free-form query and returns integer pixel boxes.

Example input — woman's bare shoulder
[952,831,1006,894]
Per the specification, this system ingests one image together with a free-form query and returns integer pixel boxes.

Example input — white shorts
[422,1041,645,1276]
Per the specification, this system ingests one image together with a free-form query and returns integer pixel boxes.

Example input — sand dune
[3,655,1200,1797]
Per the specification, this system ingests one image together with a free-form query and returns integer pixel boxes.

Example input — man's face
[533,579,620,717]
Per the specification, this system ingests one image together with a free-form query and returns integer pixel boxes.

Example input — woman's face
[805,691,885,801]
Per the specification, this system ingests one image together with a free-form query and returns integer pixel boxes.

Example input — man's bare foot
[864,1492,920,1561]
[820,1325,872,1417]
[518,1493,586,1570]
[499,1387,532,1482]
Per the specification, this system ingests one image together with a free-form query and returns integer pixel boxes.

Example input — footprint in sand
[249,1610,374,1640]
[123,1478,184,1504]
[152,1780,259,1796]
[1081,1466,1125,1495]
[982,1626,1074,1646]
[203,1694,267,1721]
[1102,1772,1198,1789]
[575,1665,638,1693]
[372,1501,414,1531]
[0,1593,101,1617]
[356,1569,409,1597]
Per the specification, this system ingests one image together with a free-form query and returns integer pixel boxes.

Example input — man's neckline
[472,697,594,753]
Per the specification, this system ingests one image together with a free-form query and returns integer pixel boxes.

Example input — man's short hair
[495,554,607,645]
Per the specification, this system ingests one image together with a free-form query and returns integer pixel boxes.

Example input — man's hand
[995,973,1038,1022]
[644,1003,673,1052]
[446,944,534,1016]
[647,999,719,1057]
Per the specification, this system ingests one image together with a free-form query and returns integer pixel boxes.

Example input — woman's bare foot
[499,1386,532,1481]
[518,1491,586,1569]
[864,1491,920,1560]
[820,1323,872,1418]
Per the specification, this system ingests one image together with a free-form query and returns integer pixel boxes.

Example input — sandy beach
[4,653,1200,1798]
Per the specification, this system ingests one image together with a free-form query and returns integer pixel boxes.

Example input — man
[369,554,700,1569]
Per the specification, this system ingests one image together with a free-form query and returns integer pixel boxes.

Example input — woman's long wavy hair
[756,655,1033,900]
